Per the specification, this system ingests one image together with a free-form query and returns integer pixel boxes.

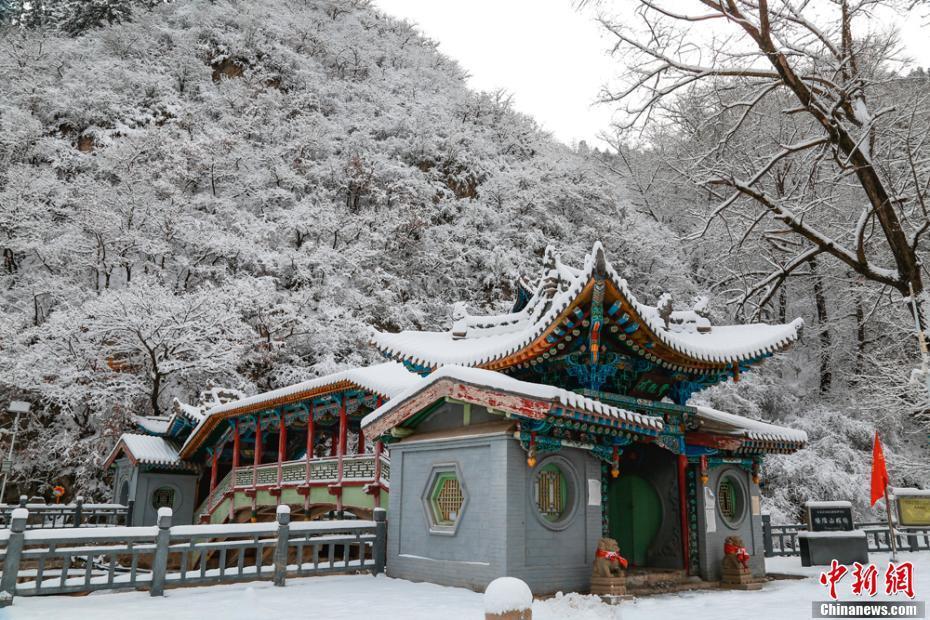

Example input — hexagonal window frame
[421,462,468,536]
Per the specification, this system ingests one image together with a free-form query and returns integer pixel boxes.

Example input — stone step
[626,579,721,597]
[624,569,688,588]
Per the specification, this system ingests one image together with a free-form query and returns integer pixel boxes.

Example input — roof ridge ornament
[543,244,558,269]
[592,241,607,278]
[451,301,469,340]
[657,292,673,329]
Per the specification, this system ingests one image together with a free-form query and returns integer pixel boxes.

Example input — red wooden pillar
[277,410,287,486]
[209,448,218,493]
[305,403,315,483]
[678,454,690,575]
[252,415,262,487]
[232,420,241,472]
[336,395,347,512]
[337,397,348,458]
[230,420,241,520]
[371,395,384,506]
[373,439,384,508]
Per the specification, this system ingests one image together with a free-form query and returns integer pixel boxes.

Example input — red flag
[871,431,889,506]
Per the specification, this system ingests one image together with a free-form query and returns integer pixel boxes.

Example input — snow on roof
[361,365,664,434]
[133,416,171,436]
[373,242,803,369]
[172,399,206,424]
[201,362,419,419]
[105,433,192,469]
[179,362,421,457]
[694,405,808,445]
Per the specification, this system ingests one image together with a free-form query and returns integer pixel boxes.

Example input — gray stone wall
[112,459,198,526]
[387,433,507,591]
[111,458,137,507]
[509,442,601,594]
[386,423,601,594]
[694,464,765,580]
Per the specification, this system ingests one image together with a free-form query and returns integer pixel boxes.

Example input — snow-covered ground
[2,552,927,620]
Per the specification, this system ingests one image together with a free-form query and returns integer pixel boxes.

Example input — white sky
[373,0,930,146]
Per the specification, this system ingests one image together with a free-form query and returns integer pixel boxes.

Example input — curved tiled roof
[361,365,665,437]
[694,405,807,451]
[178,362,421,458]
[373,242,803,371]
[104,433,195,470]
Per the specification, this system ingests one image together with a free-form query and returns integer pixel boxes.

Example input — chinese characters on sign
[819,560,916,600]
[808,506,854,532]
[897,495,930,528]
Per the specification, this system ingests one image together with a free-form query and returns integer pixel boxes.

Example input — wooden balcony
[197,454,389,524]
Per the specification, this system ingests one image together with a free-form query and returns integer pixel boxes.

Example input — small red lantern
[52,485,65,504]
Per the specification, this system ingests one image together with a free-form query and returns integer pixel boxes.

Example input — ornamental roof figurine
[372,242,803,403]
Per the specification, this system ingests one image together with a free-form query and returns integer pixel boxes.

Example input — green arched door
[608,474,662,566]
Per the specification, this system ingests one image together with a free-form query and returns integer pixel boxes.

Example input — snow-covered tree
[597,1,930,329]
[0,0,691,498]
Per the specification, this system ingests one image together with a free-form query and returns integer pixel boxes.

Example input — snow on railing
[761,515,930,557]
[0,497,129,530]
[0,506,387,607]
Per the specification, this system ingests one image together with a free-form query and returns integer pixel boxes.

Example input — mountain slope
[0,0,692,494]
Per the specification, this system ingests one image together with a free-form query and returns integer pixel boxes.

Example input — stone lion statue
[722,535,750,571]
[593,537,628,578]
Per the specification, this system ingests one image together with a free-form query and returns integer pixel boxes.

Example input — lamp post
[1,400,31,504]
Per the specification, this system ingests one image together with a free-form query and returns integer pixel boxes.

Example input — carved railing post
[761,514,774,557]
[73,496,83,527]
[150,507,172,597]
[273,505,290,587]
[0,508,27,606]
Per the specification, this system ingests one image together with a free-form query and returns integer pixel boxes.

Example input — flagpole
[884,484,898,562]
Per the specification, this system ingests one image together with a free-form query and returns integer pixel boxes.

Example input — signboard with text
[897,495,930,527]
[806,503,854,532]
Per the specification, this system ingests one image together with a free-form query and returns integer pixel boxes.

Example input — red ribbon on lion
[595,548,629,569]
[724,542,750,568]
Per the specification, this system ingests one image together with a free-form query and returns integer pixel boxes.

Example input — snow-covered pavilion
[106,242,807,593]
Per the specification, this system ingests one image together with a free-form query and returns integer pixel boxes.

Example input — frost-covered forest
[0,0,927,522]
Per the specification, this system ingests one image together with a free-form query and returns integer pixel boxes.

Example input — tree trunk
[810,259,832,393]
[151,371,163,417]
[854,286,866,380]
[738,6,925,319]
[778,287,787,324]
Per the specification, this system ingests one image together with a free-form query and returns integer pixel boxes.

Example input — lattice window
[534,463,569,523]
[719,480,735,518]
[717,474,745,527]
[429,473,463,526]
[537,469,563,516]
[151,487,175,510]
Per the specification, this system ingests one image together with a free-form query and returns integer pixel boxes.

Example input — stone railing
[0,497,129,530]
[761,515,930,557]
[0,506,386,606]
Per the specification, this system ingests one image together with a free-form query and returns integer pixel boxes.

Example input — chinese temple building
[105,242,807,594]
